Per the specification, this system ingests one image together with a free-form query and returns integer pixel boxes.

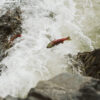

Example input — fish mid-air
[47,36,71,48]
[10,34,21,42]
[5,34,22,49]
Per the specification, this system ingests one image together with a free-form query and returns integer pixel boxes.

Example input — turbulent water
[0,0,100,98]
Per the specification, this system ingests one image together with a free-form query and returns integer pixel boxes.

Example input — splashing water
[0,0,100,98]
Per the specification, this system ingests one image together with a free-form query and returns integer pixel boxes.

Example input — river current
[0,0,100,98]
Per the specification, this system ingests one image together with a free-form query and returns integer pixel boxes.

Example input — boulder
[26,73,100,100]
[77,49,100,79]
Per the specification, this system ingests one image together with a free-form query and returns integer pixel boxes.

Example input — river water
[0,0,100,98]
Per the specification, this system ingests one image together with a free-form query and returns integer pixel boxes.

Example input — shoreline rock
[77,49,100,79]
[0,6,22,62]
[2,72,100,100]
[0,6,22,75]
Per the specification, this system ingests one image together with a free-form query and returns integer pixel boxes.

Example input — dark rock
[45,11,56,21]
[0,6,22,75]
[77,49,100,79]
[0,64,7,75]
[0,6,22,62]
[49,12,55,18]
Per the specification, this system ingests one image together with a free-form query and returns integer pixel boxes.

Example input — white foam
[0,0,99,98]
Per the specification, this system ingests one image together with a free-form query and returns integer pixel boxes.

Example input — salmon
[47,36,71,48]
[5,34,21,49]
[10,34,21,42]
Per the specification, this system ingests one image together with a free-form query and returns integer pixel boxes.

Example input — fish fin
[45,34,52,41]
[66,36,71,40]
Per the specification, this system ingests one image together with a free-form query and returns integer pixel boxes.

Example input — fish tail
[66,36,71,40]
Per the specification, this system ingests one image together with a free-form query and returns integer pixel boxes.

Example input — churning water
[0,0,100,98]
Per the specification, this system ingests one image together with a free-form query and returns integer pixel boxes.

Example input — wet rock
[26,73,100,100]
[77,49,100,79]
[46,11,56,21]
[0,6,22,62]
[0,64,7,75]
[64,54,85,75]
[4,95,20,100]
[0,97,3,100]
[49,12,55,18]
[0,73,100,100]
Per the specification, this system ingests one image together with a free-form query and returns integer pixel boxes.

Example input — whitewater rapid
[0,0,99,98]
